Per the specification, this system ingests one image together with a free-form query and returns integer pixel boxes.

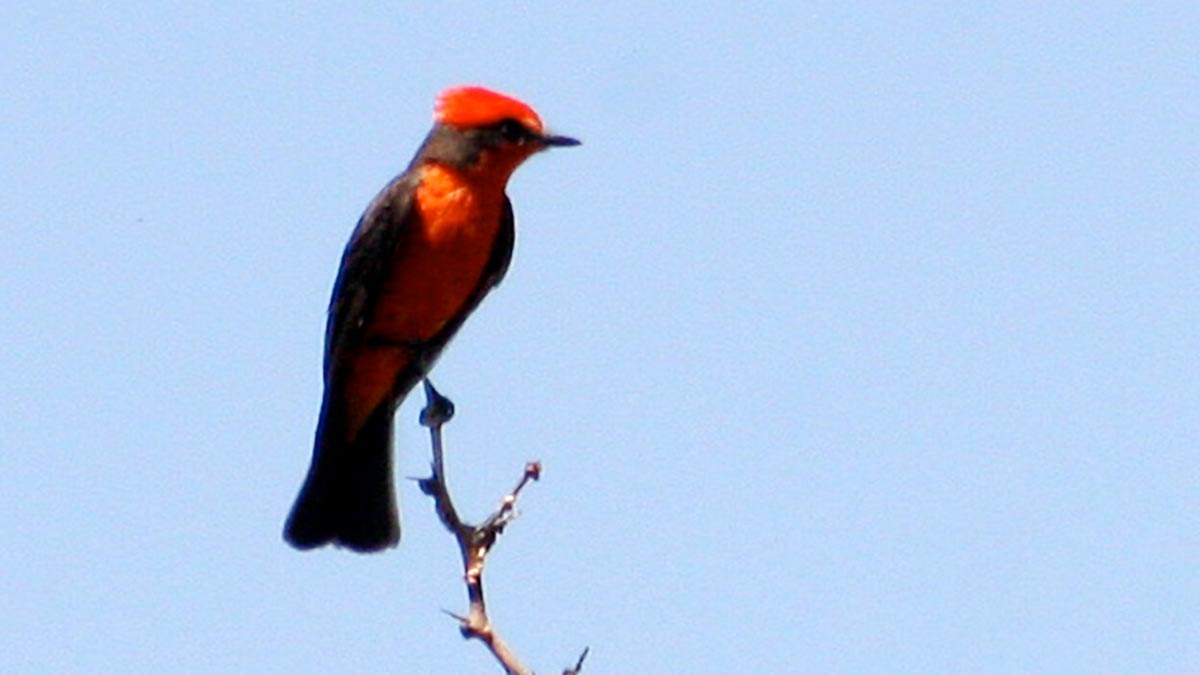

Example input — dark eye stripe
[496,119,528,142]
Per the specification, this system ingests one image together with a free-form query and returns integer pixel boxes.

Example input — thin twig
[563,646,590,674]
[417,379,544,675]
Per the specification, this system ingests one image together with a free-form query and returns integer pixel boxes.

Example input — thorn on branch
[562,646,590,674]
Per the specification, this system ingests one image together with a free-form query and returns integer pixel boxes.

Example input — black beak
[539,133,581,147]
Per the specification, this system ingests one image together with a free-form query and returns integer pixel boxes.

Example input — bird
[284,86,579,552]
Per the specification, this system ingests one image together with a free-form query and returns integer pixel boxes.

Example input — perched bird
[284,86,579,552]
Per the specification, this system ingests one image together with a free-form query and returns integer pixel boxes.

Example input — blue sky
[2,3,1197,673]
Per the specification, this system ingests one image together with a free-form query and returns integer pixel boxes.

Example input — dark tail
[283,403,401,552]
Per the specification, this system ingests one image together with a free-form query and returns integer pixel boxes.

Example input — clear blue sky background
[2,3,1196,673]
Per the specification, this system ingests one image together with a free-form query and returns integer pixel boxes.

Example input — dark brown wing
[283,170,420,552]
[322,171,422,382]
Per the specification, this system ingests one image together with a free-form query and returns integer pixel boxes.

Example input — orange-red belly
[338,163,507,435]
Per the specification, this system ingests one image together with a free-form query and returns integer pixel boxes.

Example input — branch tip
[563,646,590,674]
[419,378,454,427]
[525,461,542,481]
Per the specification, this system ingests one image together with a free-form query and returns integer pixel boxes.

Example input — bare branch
[417,379,548,675]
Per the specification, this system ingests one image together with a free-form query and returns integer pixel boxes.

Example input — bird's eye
[497,119,527,143]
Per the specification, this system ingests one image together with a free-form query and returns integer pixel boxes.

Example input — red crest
[434,86,544,133]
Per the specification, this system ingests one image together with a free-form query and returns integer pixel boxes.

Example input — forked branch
[417,380,587,675]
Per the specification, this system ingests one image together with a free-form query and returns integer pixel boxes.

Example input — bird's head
[420,86,579,178]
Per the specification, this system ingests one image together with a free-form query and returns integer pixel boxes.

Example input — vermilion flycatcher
[284,86,579,552]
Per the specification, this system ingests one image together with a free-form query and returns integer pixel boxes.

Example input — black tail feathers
[284,404,400,553]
